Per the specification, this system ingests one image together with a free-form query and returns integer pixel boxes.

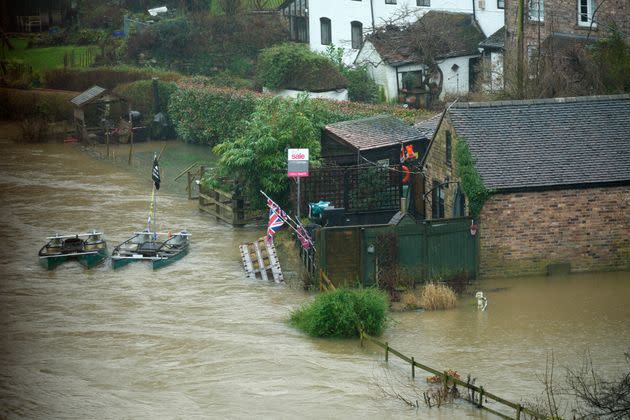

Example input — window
[320,18,331,45]
[446,130,452,166]
[528,0,544,21]
[290,16,308,42]
[386,0,397,3]
[399,70,423,91]
[497,0,504,8]
[351,21,363,49]
[417,0,430,6]
[453,185,465,217]
[431,180,445,219]
[578,0,596,26]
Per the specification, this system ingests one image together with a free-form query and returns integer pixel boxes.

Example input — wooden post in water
[478,386,484,408]
[385,342,389,362]
[444,371,449,393]
[411,357,415,379]
[516,404,522,419]
[106,130,110,158]
[128,113,134,166]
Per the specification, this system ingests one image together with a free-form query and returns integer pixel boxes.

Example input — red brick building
[503,0,630,81]
[422,94,630,278]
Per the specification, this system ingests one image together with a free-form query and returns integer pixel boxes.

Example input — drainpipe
[516,0,525,98]
[369,0,375,30]
[472,0,477,24]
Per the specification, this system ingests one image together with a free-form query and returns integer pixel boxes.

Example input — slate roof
[71,85,106,107]
[479,26,505,50]
[447,95,630,191]
[366,11,485,66]
[414,113,442,139]
[324,115,427,151]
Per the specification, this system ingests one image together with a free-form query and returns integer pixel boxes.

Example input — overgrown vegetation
[0,88,75,122]
[289,288,388,338]
[455,139,493,217]
[113,79,178,124]
[211,95,325,209]
[419,283,457,310]
[43,66,181,91]
[257,43,346,91]
[321,45,379,103]
[532,350,630,419]
[168,78,260,145]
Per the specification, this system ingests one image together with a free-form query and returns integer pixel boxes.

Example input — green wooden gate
[316,218,478,287]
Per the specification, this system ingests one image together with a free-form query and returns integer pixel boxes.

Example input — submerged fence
[360,332,546,419]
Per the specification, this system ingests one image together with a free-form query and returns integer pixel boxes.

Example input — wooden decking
[239,237,283,283]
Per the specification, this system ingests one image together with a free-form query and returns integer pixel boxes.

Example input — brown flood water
[0,141,629,419]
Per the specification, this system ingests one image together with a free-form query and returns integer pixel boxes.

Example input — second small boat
[112,153,190,270]
[111,229,190,269]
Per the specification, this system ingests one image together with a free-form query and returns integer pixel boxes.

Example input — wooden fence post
[478,386,484,408]
[516,404,522,420]
[385,342,389,362]
[443,371,449,393]
[412,357,415,379]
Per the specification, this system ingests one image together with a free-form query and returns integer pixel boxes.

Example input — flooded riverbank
[0,141,628,419]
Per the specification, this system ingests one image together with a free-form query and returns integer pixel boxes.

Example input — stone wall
[479,186,630,277]
[423,118,467,218]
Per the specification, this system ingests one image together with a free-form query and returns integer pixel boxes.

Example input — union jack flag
[266,198,286,240]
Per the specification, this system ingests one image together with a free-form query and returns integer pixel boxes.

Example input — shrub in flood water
[420,283,457,311]
[289,288,388,338]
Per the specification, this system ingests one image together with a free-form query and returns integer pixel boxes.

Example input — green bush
[345,66,379,103]
[43,66,181,91]
[290,288,388,338]
[0,88,75,121]
[113,79,177,123]
[167,78,259,144]
[257,43,346,91]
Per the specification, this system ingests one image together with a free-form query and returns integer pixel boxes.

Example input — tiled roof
[479,26,505,50]
[414,113,442,139]
[325,115,427,151]
[70,85,106,107]
[447,95,630,191]
[366,11,485,66]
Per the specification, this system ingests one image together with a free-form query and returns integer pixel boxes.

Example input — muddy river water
[0,142,628,419]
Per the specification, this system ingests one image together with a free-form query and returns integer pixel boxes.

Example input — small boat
[111,229,190,270]
[38,231,107,269]
[111,153,190,270]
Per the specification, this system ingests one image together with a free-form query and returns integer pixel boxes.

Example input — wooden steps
[239,237,283,283]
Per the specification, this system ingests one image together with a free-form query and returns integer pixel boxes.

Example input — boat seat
[62,237,85,252]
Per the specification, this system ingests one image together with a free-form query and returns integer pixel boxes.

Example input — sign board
[287,148,309,177]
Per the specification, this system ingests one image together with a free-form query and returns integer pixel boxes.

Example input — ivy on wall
[455,139,493,216]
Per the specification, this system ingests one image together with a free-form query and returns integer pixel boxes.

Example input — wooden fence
[360,332,545,419]
[198,185,261,226]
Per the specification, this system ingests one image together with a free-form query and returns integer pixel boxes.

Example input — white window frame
[529,0,544,21]
[578,0,597,27]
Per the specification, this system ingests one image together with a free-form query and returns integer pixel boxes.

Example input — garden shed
[70,85,129,143]
[321,115,429,166]
[423,94,630,277]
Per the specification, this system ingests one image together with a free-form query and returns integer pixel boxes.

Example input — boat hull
[39,233,107,270]
[111,232,190,270]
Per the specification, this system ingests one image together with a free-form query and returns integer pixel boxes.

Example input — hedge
[0,88,75,121]
[43,66,182,91]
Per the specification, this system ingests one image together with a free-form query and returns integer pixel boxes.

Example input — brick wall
[504,0,630,76]
[479,186,630,277]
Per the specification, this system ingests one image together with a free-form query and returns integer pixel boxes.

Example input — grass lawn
[5,38,98,74]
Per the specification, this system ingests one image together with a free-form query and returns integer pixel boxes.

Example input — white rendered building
[280,0,504,65]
